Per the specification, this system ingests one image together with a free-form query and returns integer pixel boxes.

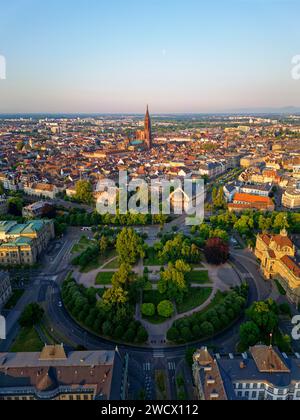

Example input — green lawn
[177,288,213,314]
[4,289,24,310]
[186,270,210,284]
[102,258,120,269]
[80,250,117,273]
[197,291,226,317]
[96,271,114,285]
[10,327,44,353]
[71,235,96,254]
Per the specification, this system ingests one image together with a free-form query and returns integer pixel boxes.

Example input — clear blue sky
[0,0,299,113]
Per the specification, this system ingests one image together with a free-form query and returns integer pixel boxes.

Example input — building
[282,184,300,209]
[199,161,226,179]
[22,201,55,219]
[23,183,59,200]
[193,346,300,401]
[0,198,8,216]
[134,106,153,150]
[0,271,12,311]
[0,345,128,400]
[240,184,272,198]
[255,229,300,305]
[228,193,275,213]
[0,220,55,266]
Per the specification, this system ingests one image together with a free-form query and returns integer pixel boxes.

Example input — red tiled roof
[281,256,300,278]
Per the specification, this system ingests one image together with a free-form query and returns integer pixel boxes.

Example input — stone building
[255,229,300,305]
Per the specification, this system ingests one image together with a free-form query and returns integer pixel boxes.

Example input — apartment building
[193,346,300,401]
[0,345,127,401]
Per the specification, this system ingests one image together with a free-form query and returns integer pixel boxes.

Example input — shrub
[157,300,175,318]
[141,303,156,317]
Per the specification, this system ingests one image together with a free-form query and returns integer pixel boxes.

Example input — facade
[282,186,300,210]
[0,345,128,401]
[199,161,226,179]
[239,183,272,197]
[22,201,54,219]
[228,193,275,213]
[0,220,55,266]
[0,271,12,311]
[193,346,300,401]
[255,229,300,305]
[23,183,59,199]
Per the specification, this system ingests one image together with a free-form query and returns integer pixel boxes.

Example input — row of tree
[167,285,249,344]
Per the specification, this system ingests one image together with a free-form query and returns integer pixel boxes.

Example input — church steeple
[144,105,152,150]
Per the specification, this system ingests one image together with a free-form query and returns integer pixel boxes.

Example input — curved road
[45,255,260,357]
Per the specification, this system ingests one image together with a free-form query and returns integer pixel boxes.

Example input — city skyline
[0,0,300,113]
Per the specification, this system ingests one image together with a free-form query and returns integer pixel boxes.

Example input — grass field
[71,235,96,254]
[102,258,120,269]
[10,327,44,353]
[80,250,117,273]
[4,289,24,310]
[95,271,114,285]
[177,288,213,314]
[186,270,210,284]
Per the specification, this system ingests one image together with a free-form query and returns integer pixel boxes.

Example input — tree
[19,303,44,327]
[136,326,148,343]
[201,321,214,337]
[167,326,180,342]
[239,321,261,349]
[116,228,144,265]
[157,300,175,318]
[204,238,229,265]
[8,197,23,216]
[0,182,4,196]
[99,235,109,255]
[246,300,279,335]
[158,260,190,303]
[102,286,128,308]
[75,180,93,204]
[141,303,156,317]
[111,264,133,289]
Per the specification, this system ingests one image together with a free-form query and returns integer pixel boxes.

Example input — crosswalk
[143,362,151,372]
[168,362,176,371]
[153,350,165,358]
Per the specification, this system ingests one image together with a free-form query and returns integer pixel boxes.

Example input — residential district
[0,109,300,401]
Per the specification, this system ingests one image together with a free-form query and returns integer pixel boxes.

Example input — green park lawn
[80,250,117,273]
[95,271,114,285]
[71,235,96,254]
[10,327,44,353]
[177,288,213,314]
[186,270,210,284]
[102,257,120,269]
[4,289,25,310]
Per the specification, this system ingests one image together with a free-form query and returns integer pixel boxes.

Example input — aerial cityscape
[0,0,300,406]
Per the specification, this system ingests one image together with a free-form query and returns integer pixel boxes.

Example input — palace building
[255,229,300,305]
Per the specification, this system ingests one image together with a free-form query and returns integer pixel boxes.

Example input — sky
[0,0,300,113]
